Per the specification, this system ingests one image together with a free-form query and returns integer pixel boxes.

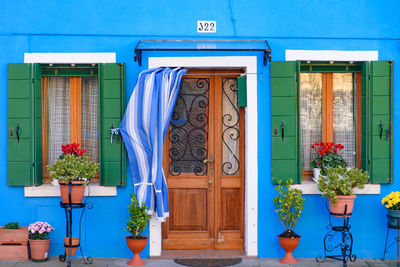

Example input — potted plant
[311,142,347,182]
[382,192,400,228]
[125,194,151,266]
[47,143,99,204]
[273,179,304,264]
[318,167,369,217]
[0,222,29,260]
[28,222,54,262]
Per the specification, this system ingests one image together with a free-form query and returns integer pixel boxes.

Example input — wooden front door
[162,70,245,250]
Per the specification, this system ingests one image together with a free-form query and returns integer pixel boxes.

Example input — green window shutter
[99,63,127,186]
[271,61,300,184]
[369,61,394,184]
[8,63,42,186]
[237,76,247,107]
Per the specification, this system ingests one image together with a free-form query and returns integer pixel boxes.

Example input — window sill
[24,183,117,197]
[291,180,380,195]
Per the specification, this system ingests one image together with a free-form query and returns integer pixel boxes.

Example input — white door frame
[148,56,258,256]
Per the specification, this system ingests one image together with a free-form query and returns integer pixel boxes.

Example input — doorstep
[151,249,255,259]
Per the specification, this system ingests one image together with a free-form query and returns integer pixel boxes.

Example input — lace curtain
[300,73,322,170]
[81,77,99,163]
[300,73,356,170]
[47,77,70,165]
[333,73,356,168]
[47,76,99,166]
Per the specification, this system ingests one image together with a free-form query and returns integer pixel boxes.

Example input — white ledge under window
[291,180,380,195]
[24,184,117,197]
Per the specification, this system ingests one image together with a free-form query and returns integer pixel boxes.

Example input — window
[299,72,361,180]
[271,61,393,185]
[42,72,99,183]
[7,63,127,187]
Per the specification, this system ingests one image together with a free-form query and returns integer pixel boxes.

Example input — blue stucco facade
[1,0,400,260]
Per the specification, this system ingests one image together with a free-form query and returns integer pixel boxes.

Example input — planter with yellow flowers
[382,192,400,228]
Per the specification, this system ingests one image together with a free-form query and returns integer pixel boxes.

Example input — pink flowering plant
[28,222,55,240]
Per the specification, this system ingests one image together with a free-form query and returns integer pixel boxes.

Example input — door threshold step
[151,250,255,259]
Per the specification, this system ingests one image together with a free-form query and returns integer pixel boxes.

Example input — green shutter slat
[271,61,299,184]
[237,76,247,107]
[369,61,394,184]
[7,64,33,186]
[99,63,127,186]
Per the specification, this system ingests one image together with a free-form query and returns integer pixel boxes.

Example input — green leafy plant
[47,154,99,184]
[317,167,369,204]
[311,142,347,175]
[273,179,304,238]
[3,222,19,229]
[126,194,151,239]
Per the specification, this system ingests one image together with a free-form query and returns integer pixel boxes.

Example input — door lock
[203,153,214,176]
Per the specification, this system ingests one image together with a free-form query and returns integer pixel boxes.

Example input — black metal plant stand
[316,202,356,267]
[382,214,400,266]
[58,181,93,267]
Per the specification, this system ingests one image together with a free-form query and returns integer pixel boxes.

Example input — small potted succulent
[125,194,151,266]
[47,143,99,204]
[28,222,55,262]
[273,179,304,264]
[318,167,369,217]
[382,192,400,228]
[311,142,347,182]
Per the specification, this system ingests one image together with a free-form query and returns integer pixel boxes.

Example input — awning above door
[134,40,271,66]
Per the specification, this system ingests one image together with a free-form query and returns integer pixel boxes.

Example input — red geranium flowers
[310,142,347,175]
[61,143,86,157]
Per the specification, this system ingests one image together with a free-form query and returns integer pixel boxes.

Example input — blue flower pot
[388,209,400,228]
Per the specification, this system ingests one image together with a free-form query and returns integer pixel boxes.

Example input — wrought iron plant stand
[382,214,400,266]
[58,181,93,267]
[316,202,356,267]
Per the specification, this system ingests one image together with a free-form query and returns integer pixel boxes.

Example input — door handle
[203,153,214,176]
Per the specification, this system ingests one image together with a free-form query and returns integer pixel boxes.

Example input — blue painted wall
[0,0,399,259]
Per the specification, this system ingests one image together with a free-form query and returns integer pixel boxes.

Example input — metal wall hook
[380,121,383,140]
[281,121,285,142]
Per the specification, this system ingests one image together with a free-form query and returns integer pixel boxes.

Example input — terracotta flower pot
[278,236,300,264]
[59,181,85,204]
[29,238,51,262]
[125,236,148,266]
[329,195,356,217]
[64,237,79,256]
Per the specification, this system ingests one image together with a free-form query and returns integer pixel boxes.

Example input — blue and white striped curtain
[119,67,187,221]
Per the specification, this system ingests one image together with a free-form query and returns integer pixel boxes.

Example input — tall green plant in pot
[125,194,151,266]
[273,179,304,264]
[317,167,369,217]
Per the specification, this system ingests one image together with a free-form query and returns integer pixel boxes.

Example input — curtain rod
[182,72,263,81]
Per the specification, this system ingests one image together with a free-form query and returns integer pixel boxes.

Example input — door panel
[162,72,215,250]
[163,70,244,250]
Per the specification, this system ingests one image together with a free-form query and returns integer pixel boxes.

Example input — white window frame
[24,52,117,197]
[286,50,380,194]
[148,56,258,256]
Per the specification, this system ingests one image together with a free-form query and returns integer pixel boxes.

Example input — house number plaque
[197,21,216,33]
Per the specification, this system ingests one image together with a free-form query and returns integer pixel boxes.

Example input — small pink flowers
[28,222,54,240]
